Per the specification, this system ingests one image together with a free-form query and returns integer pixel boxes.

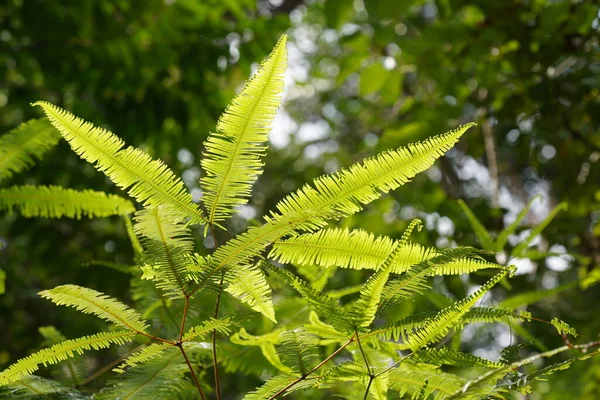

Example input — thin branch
[355,328,372,376]
[363,375,374,400]
[179,295,190,343]
[269,334,356,399]
[212,274,224,400]
[178,344,207,400]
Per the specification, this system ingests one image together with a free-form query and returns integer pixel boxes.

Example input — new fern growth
[1,34,597,400]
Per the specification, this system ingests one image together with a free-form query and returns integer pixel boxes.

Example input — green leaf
[0,118,60,181]
[33,101,206,225]
[0,185,135,219]
[201,35,287,224]
[0,331,135,386]
[39,285,148,332]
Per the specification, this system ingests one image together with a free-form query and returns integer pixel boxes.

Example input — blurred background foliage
[1,0,599,398]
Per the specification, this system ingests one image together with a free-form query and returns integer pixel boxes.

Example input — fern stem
[179,295,190,343]
[178,344,207,400]
[212,274,224,400]
[355,328,372,376]
[375,352,413,378]
[363,375,374,400]
[269,334,356,399]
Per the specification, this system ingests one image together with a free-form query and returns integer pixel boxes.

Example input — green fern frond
[39,285,148,332]
[512,202,567,257]
[412,347,505,369]
[243,374,312,400]
[404,267,514,351]
[0,118,60,181]
[265,263,353,331]
[370,311,438,342]
[388,367,466,399]
[271,123,475,230]
[231,328,292,373]
[457,199,494,250]
[182,317,233,342]
[304,311,348,345]
[32,101,206,225]
[97,348,195,400]
[225,263,276,322]
[201,35,287,224]
[0,375,90,399]
[271,228,441,274]
[134,207,194,298]
[214,124,474,273]
[352,241,402,327]
[460,307,532,325]
[0,185,135,219]
[113,343,173,374]
[0,331,135,386]
[276,329,320,375]
[550,318,577,337]
[39,326,86,387]
[378,247,485,311]
[495,194,541,250]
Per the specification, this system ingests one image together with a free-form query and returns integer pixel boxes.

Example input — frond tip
[32,101,206,225]
[0,185,135,219]
[201,34,287,224]
[0,330,135,386]
[0,118,60,181]
[39,285,149,332]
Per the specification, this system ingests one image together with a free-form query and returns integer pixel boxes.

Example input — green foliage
[0,185,134,219]
[1,32,597,400]
[0,119,60,181]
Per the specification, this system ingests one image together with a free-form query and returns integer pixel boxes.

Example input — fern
[512,202,568,256]
[0,375,89,399]
[97,348,196,400]
[0,331,135,386]
[457,199,494,250]
[134,207,194,298]
[0,118,60,181]
[39,285,149,332]
[33,101,206,225]
[0,185,134,219]
[201,35,287,225]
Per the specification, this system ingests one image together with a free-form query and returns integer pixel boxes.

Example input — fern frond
[550,318,577,337]
[225,263,276,322]
[201,35,287,224]
[134,207,194,298]
[378,247,486,311]
[0,375,89,399]
[388,367,466,399]
[39,326,86,387]
[113,343,174,373]
[265,263,353,331]
[33,101,206,225]
[404,267,514,350]
[495,194,541,250]
[370,311,438,342]
[412,347,505,369]
[231,328,292,373]
[352,241,402,327]
[39,285,148,332]
[0,331,135,386]
[0,185,135,219]
[243,374,313,400]
[304,311,348,345]
[182,317,233,342]
[97,348,195,400]
[272,123,475,229]
[457,199,494,250]
[0,268,5,295]
[511,202,567,257]
[276,329,320,375]
[0,118,60,181]
[214,124,474,273]
[461,307,532,325]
